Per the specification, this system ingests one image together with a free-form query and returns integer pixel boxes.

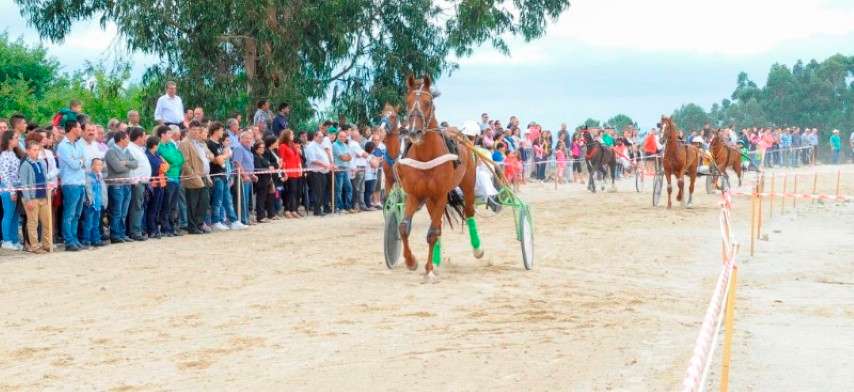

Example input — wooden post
[812,172,818,205]
[236,168,242,223]
[331,167,336,214]
[554,162,559,190]
[46,184,53,252]
[750,183,757,257]
[793,175,799,210]
[836,169,842,201]
[720,266,739,392]
[780,174,787,215]
[757,174,764,239]
[769,173,775,219]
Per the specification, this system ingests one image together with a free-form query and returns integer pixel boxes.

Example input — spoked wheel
[652,174,663,207]
[517,206,534,270]
[635,170,644,193]
[383,211,402,269]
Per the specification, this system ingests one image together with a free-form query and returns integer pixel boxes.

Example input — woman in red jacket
[277,130,304,218]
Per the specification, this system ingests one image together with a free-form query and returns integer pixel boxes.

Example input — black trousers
[284,177,303,212]
[185,186,210,232]
[307,172,328,215]
[254,179,275,220]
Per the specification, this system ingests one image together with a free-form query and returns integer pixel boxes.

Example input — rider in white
[461,121,500,212]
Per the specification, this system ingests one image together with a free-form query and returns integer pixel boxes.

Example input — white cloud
[552,0,854,55]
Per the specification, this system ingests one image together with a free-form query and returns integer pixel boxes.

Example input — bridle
[406,83,435,134]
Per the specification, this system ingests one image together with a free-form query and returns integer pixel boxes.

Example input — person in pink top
[759,129,775,168]
[555,141,567,183]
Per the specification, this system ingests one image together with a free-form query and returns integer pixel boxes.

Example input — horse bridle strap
[407,83,435,131]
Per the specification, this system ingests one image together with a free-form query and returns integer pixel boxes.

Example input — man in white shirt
[126,127,152,241]
[77,123,106,170]
[304,131,333,216]
[154,81,185,127]
[348,128,370,210]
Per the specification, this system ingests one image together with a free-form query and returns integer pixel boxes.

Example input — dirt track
[1,166,852,391]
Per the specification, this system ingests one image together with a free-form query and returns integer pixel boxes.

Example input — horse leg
[677,173,686,207]
[399,197,420,271]
[460,166,483,259]
[608,160,617,192]
[688,171,696,207]
[424,198,446,283]
[586,160,596,193]
[665,172,673,209]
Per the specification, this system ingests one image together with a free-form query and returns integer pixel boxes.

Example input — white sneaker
[229,222,248,230]
[212,222,231,232]
[1,241,13,250]
[14,243,23,251]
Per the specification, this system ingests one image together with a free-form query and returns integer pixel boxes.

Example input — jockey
[461,121,500,212]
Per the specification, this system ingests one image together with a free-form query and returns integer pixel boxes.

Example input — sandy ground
[0,165,851,391]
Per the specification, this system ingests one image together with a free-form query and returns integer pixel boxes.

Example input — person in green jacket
[155,125,185,236]
[829,129,842,164]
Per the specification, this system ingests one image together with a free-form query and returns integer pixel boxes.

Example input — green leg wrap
[467,217,481,250]
[432,239,442,266]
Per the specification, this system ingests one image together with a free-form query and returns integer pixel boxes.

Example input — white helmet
[691,136,704,144]
[461,120,480,137]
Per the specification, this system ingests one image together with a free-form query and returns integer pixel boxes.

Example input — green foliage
[0,34,145,127]
[672,103,711,131]
[577,118,601,130]
[605,114,635,131]
[15,0,571,129]
[675,53,854,143]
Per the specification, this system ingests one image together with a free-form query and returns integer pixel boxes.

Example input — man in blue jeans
[56,119,87,251]
[232,131,256,224]
[332,129,353,212]
[105,131,138,242]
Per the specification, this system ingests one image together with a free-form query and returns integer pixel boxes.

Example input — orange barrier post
[750,183,757,257]
[769,174,775,219]
[812,172,818,205]
[793,175,799,210]
[46,185,53,253]
[720,265,739,392]
[757,174,764,239]
[780,174,787,215]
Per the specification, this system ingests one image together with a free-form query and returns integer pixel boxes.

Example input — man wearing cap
[460,121,500,212]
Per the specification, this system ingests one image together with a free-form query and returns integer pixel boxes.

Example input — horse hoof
[405,259,418,271]
[473,248,484,259]
[422,271,439,284]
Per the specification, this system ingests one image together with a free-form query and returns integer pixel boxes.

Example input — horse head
[405,75,438,145]
[659,115,678,145]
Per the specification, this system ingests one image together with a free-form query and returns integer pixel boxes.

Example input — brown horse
[709,129,743,189]
[660,116,699,208]
[396,75,480,282]
[381,103,401,192]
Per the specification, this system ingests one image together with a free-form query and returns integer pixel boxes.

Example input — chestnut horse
[381,103,401,192]
[709,129,743,189]
[660,116,699,208]
[396,75,480,282]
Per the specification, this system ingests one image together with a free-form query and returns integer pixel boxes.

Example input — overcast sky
[3,0,854,129]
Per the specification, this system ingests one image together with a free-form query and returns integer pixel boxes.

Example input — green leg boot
[467,217,484,259]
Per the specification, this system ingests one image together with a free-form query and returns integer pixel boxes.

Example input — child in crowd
[145,136,168,238]
[504,150,521,191]
[18,141,52,253]
[82,158,107,247]
[555,141,567,183]
[362,142,381,210]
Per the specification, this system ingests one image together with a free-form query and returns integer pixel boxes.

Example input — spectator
[127,127,151,241]
[225,118,241,146]
[253,99,273,132]
[18,140,53,253]
[208,122,243,231]
[849,130,854,163]
[0,131,22,250]
[127,110,141,128]
[348,128,369,211]
[82,158,107,247]
[305,131,332,216]
[156,125,185,237]
[830,129,842,165]
[271,103,290,137]
[252,141,275,222]
[154,81,185,128]
[56,120,87,251]
[232,131,256,225]
[77,122,106,170]
[0,118,6,133]
[105,131,138,243]
[144,136,166,238]
[363,141,381,210]
[192,107,205,123]
[332,129,354,212]
[278,130,303,219]
[178,121,214,234]
[262,134,284,216]
[10,114,28,151]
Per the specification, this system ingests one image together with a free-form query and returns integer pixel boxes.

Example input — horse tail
[445,189,466,229]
